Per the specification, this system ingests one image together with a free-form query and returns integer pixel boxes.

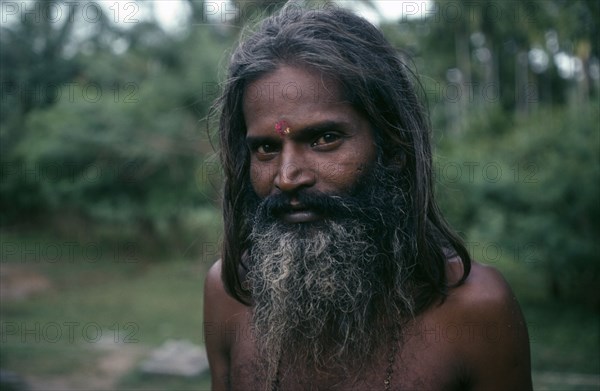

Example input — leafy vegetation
[1,0,598,388]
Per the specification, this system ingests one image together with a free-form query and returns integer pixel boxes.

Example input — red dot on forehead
[275,120,291,136]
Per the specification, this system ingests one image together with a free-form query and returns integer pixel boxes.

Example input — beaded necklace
[384,327,400,390]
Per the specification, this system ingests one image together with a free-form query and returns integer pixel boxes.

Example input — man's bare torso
[227,311,464,390]
[204,260,532,390]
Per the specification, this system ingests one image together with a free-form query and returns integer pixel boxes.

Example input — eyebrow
[246,120,349,147]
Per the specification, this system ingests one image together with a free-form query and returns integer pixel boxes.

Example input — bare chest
[226,320,467,391]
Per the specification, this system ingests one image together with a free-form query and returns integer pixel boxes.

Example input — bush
[436,101,600,307]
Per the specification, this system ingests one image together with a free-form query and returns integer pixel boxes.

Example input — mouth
[279,204,322,223]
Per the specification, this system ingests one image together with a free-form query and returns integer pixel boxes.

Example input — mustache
[244,159,409,231]
[258,190,362,220]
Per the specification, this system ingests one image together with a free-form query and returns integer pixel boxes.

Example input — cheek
[333,145,377,187]
[249,162,273,197]
[316,157,373,192]
[316,161,343,183]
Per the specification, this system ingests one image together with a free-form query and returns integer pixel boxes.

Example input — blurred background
[0,0,598,390]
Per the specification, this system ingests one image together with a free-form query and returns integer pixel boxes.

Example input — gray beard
[245,161,416,386]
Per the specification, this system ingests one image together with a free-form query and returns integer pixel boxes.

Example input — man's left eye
[312,133,340,147]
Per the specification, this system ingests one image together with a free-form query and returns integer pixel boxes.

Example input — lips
[279,203,322,223]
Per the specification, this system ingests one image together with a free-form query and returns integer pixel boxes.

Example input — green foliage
[436,101,600,306]
[1,1,230,256]
[0,1,598,306]
[379,0,599,306]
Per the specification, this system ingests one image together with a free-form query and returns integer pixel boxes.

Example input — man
[204,5,532,390]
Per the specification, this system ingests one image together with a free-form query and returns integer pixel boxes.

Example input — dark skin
[204,66,533,390]
[205,259,532,390]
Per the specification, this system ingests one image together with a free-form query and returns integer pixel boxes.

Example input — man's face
[243,65,377,217]
[240,65,414,383]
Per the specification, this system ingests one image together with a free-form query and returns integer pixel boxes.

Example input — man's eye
[257,144,277,154]
[312,133,340,147]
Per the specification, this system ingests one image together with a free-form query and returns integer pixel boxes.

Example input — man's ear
[392,151,407,169]
[373,128,406,170]
[384,150,406,171]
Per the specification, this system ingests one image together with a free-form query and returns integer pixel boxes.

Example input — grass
[1,231,598,390]
[1,231,212,389]
[490,258,600,374]
[482,254,600,390]
[118,372,211,391]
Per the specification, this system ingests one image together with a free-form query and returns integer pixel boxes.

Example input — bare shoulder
[204,259,249,329]
[448,260,516,307]
[203,260,250,390]
[204,259,228,305]
[443,261,533,390]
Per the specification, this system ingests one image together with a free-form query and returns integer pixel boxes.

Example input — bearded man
[204,5,532,391]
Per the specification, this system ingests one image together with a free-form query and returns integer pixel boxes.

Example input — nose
[273,145,315,193]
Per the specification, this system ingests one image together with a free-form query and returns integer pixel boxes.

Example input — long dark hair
[213,5,471,312]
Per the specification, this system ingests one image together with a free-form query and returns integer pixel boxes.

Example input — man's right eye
[256,144,277,154]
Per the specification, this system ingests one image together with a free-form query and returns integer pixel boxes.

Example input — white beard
[245,162,417,388]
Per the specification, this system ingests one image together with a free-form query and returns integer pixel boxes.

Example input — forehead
[243,66,356,133]
[244,65,343,106]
